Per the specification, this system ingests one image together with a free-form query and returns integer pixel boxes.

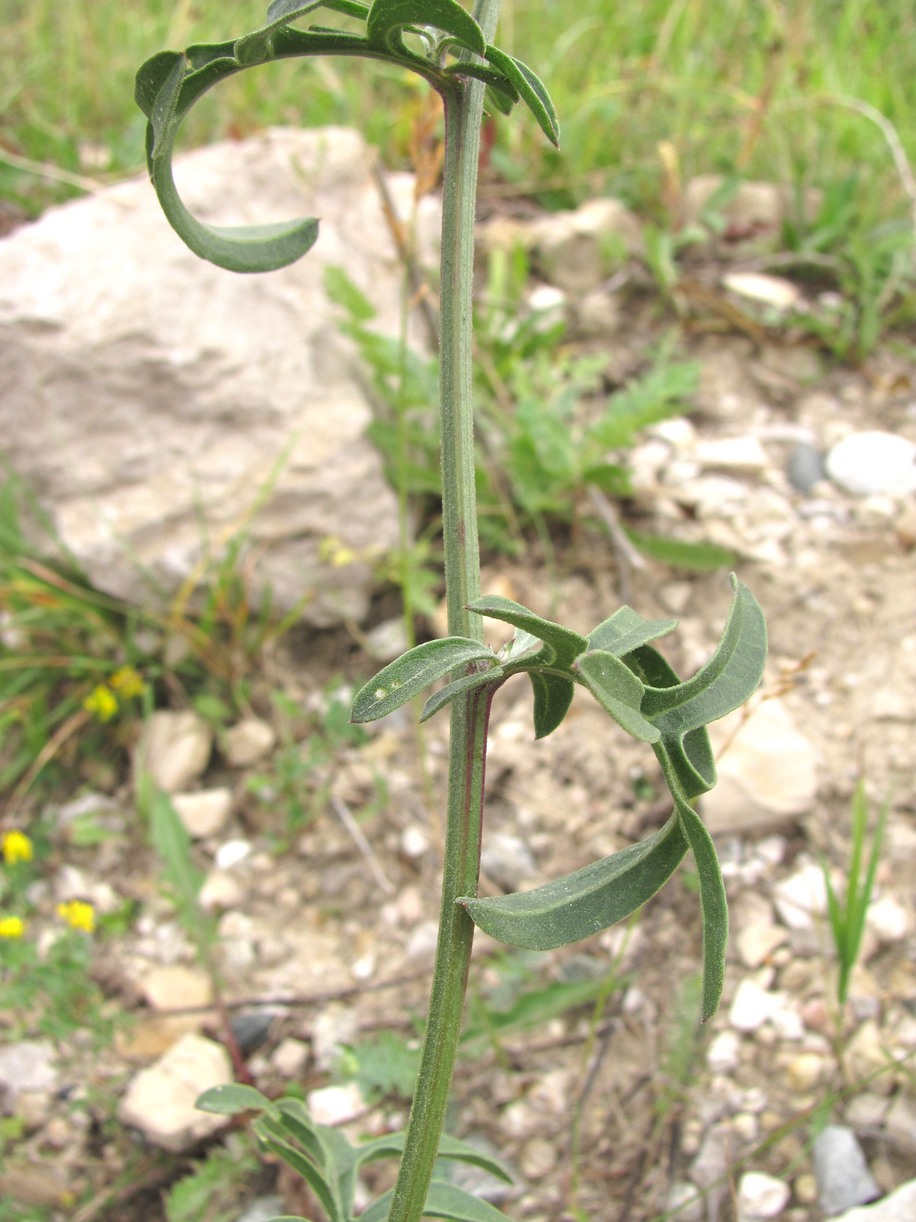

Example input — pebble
[0,1041,58,1109]
[140,964,214,1012]
[829,1178,916,1221]
[480,832,538,890]
[198,869,245,911]
[707,1030,742,1073]
[825,430,916,497]
[786,441,826,493]
[271,1037,310,1079]
[815,1124,884,1212]
[117,1032,232,1152]
[694,434,770,471]
[736,1170,790,1219]
[134,710,212,793]
[703,701,818,835]
[307,1082,365,1127]
[215,838,252,870]
[519,1137,557,1179]
[222,718,276,767]
[233,1197,286,1222]
[785,1051,825,1092]
[666,1181,704,1222]
[172,788,233,838]
[865,894,909,945]
[772,861,829,930]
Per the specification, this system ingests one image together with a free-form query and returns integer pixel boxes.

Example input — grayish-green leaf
[196,1083,272,1115]
[419,667,504,723]
[351,637,497,722]
[587,605,678,656]
[575,650,660,743]
[641,576,767,736]
[362,1181,511,1222]
[354,1132,512,1184]
[627,529,735,571]
[530,670,574,739]
[467,594,586,668]
[459,814,688,950]
[673,794,728,1021]
[483,47,559,146]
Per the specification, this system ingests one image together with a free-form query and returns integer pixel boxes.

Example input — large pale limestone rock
[0,128,438,624]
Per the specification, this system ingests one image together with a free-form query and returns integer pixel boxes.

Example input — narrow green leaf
[483,47,559,146]
[366,0,485,58]
[588,605,678,656]
[255,1121,340,1220]
[626,529,735,571]
[362,1182,511,1222]
[467,595,587,669]
[196,1083,272,1115]
[459,814,688,950]
[351,637,497,722]
[237,1,326,62]
[355,1131,513,1184]
[530,670,574,739]
[641,576,767,736]
[419,666,504,723]
[673,796,728,1021]
[575,651,660,743]
[445,61,519,110]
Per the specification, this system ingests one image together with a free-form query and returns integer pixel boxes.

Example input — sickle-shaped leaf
[641,576,767,735]
[483,46,559,146]
[419,665,504,723]
[351,637,496,722]
[530,670,575,739]
[366,0,485,59]
[355,1131,513,1183]
[459,814,688,950]
[672,791,728,1021]
[467,595,587,669]
[588,605,678,656]
[575,650,660,743]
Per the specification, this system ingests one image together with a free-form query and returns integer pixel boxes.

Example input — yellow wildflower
[2,830,33,865]
[57,900,96,934]
[0,915,25,939]
[83,685,118,722]
[110,666,145,698]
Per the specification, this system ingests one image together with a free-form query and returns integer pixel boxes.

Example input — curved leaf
[483,46,559,146]
[641,576,767,735]
[673,793,728,1021]
[575,650,660,743]
[351,637,497,722]
[459,814,688,950]
[530,670,574,740]
[355,1131,513,1184]
[587,605,678,656]
[362,1181,511,1222]
[419,666,504,723]
[366,0,485,58]
[196,1082,273,1114]
[468,595,587,669]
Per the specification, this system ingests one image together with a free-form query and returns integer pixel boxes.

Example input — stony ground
[2,258,915,1222]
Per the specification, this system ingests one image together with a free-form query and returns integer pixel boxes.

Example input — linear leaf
[483,46,559,146]
[530,670,574,739]
[575,650,660,743]
[354,1132,512,1184]
[196,1083,272,1115]
[351,637,497,722]
[641,576,767,735]
[459,814,688,950]
[419,666,504,723]
[673,794,728,1021]
[468,595,587,669]
[255,1122,339,1220]
[587,605,678,656]
[367,0,485,58]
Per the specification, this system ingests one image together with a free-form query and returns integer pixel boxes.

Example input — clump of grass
[821,778,889,1007]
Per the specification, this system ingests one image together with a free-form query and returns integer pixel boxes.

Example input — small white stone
[272,1037,310,1078]
[520,1137,557,1179]
[707,1030,742,1073]
[117,1033,232,1152]
[140,964,214,1011]
[723,272,802,311]
[172,788,233,838]
[773,861,829,930]
[865,894,909,945]
[198,869,244,911]
[307,1082,365,1127]
[400,826,430,859]
[826,430,916,497]
[694,435,770,471]
[222,718,276,767]
[737,1170,790,1219]
[134,710,212,794]
[215,838,252,870]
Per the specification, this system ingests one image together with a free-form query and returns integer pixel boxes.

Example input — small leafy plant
[821,778,889,1007]
[136,3,767,1219]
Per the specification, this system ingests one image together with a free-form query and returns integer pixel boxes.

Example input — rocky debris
[830,1179,916,1221]
[682,175,821,245]
[702,700,818,835]
[0,128,439,624]
[736,1170,791,1219]
[825,431,916,497]
[133,709,212,793]
[812,1125,880,1215]
[0,1041,58,1115]
[172,787,234,838]
[222,718,277,768]
[117,1032,232,1152]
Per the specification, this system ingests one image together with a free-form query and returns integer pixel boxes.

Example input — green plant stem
[387,4,502,1218]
